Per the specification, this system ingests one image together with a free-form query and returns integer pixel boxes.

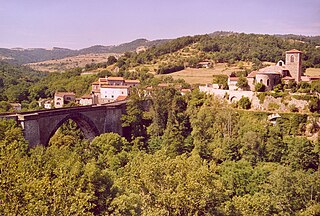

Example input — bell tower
[285,49,302,82]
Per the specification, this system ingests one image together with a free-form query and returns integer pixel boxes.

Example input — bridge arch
[46,112,100,146]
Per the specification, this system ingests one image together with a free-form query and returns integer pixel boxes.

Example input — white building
[79,95,93,106]
[91,76,140,104]
[100,85,129,103]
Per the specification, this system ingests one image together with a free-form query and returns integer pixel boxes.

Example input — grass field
[305,68,320,76]
[156,63,245,84]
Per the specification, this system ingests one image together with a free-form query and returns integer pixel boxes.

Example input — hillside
[0,39,167,65]
[26,53,121,72]
[115,33,320,79]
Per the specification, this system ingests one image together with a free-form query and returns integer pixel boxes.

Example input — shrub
[308,98,319,113]
[238,96,251,109]
[257,93,266,104]
[156,64,184,74]
[255,82,266,92]
[268,102,280,111]
[289,104,299,112]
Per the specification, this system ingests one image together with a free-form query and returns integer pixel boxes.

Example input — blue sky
[0,0,319,49]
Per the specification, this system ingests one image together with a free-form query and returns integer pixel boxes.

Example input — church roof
[286,49,302,53]
[257,65,284,74]
[247,71,257,78]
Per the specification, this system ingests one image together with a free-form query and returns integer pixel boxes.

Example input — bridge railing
[0,100,127,117]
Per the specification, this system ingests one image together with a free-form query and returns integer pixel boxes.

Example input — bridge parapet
[0,100,127,147]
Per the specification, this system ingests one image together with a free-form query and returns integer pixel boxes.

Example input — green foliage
[212,74,228,89]
[156,63,184,74]
[1,85,319,215]
[255,82,266,92]
[236,77,249,90]
[107,55,117,65]
[309,97,319,112]
[238,96,251,109]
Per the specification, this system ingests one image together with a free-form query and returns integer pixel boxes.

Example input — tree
[238,96,251,109]
[107,56,117,65]
[308,98,319,113]
[255,82,266,92]
[213,75,228,89]
[236,77,249,90]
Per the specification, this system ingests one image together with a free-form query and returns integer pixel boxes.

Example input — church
[245,49,306,91]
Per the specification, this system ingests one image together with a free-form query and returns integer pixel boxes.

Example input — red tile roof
[229,77,239,81]
[107,77,124,81]
[116,95,128,101]
[181,88,191,93]
[286,49,302,53]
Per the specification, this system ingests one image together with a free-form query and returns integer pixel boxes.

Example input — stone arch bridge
[0,101,126,147]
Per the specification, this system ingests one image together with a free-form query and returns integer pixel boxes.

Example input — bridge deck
[0,100,127,118]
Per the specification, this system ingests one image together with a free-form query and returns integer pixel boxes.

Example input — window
[290,55,294,62]
[66,97,71,100]
[57,98,61,100]
[56,102,60,105]
[279,61,283,66]
[267,79,270,86]
[260,79,263,83]
[111,95,114,98]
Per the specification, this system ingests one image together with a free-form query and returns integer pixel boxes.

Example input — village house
[54,92,76,108]
[79,95,94,106]
[91,76,140,104]
[228,76,239,90]
[38,98,53,109]
[197,61,212,68]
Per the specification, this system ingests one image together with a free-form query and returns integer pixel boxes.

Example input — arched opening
[260,79,263,83]
[230,96,238,102]
[47,113,99,147]
[279,61,283,66]
[290,55,294,62]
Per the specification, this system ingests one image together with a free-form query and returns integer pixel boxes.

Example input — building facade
[91,76,140,104]
[54,92,76,108]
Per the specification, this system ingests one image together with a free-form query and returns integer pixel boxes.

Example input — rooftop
[55,92,75,97]
[81,94,92,99]
[107,77,125,81]
[286,49,302,53]
[116,95,128,101]
[247,71,257,78]
[125,79,140,83]
[100,85,130,89]
[229,77,239,81]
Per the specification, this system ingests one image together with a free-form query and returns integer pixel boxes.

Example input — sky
[0,0,319,49]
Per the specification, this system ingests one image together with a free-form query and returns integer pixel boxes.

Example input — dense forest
[0,87,319,215]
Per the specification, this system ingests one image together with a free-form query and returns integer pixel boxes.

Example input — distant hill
[0,39,168,65]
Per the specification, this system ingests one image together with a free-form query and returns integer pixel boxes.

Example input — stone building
[54,92,76,108]
[247,49,303,90]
